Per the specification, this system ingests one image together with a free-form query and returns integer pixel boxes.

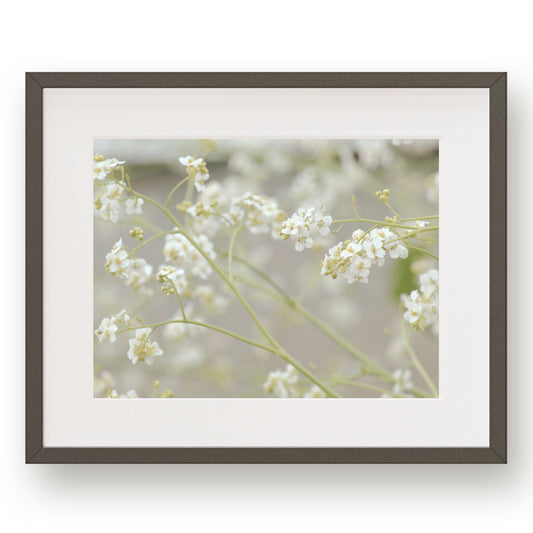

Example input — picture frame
[26,72,506,464]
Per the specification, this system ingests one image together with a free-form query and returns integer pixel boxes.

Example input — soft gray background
[2,3,529,533]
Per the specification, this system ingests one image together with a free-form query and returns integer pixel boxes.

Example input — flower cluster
[93,155,144,224]
[157,265,188,295]
[229,192,286,238]
[401,269,439,332]
[94,183,124,223]
[179,155,210,192]
[93,154,125,181]
[163,232,216,280]
[392,369,414,395]
[280,206,332,251]
[95,309,132,343]
[127,328,164,365]
[263,364,299,398]
[105,239,153,293]
[321,227,408,284]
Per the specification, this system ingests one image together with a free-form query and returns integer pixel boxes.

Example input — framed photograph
[26,72,506,463]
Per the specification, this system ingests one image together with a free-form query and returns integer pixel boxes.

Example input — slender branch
[406,245,439,260]
[129,230,180,256]
[168,280,187,320]
[332,218,438,231]
[332,379,397,397]
[118,320,279,355]
[165,176,190,209]
[401,319,438,397]
[227,224,244,282]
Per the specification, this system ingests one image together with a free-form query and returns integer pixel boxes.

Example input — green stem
[129,230,180,256]
[227,224,244,283]
[332,218,438,231]
[332,379,398,397]
[168,280,187,320]
[401,319,438,397]
[406,245,439,260]
[399,215,439,222]
[118,320,280,355]
[165,176,190,209]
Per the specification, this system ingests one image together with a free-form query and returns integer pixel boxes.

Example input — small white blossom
[179,155,210,192]
[125,257,153,292]
[392,369,414,395]
[95,309,132,343]
[94,183,124,223]
[93,155,125,180]
[229,192,286,238]
[95,318,118,343]
[157,265,187,294]
[108,389,138,398]
[401,269,439,332]
[125,197,144,215]
[420,269,439,297]
[281,206,331,252]
[105,239,130,279]
[263,364,299,398]
[163,232,216,280]
[303,385,327,398]
[127,328,163,365]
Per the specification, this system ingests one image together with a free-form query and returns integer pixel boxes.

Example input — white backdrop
[1,0,530,531]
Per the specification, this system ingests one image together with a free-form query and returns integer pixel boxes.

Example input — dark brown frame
[26,72,507,464]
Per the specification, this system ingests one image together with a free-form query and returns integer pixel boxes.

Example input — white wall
[1,1,530,531]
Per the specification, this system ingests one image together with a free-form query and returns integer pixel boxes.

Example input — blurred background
[94,139,438,398]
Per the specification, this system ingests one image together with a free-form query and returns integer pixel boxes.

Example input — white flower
[281,205,331,251]
[263,364,299,398]
[163,232,216,280]
[346,256,372,284]
[95,309,132,343]
[93,155,125,180]
[94,183,124,223]
[230,192,286,238]
[420,269,439,297]
[157,265,187,294]
[125,197,144,215]
[295,231,313,252]
[95,317,118,343]
[392,369,414,395]
[127,328,163,365]
[303,385,327,398]
[108,389,138,398]
[105,239,130,279]
[179,155,210,192]
[125,257,153,292]
[401,269,439,332]
[310,207,332,236]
